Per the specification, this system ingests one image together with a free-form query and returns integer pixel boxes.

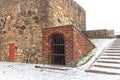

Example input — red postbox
[9,43,15,62]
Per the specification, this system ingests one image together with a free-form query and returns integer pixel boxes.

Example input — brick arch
[48,33,66,47]
[48,32,66,43]
[42,26,74,66]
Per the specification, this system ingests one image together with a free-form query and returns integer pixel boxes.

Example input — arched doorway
[51,33,65,65]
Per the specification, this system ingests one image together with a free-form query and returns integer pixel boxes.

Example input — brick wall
[73,28,95,59]
[107,30,115,38]
[42,25,95,66]
[82,29,115,39]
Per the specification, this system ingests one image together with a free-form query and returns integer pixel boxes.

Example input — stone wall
[0,0,86,64]
[0,0,46,63]
[0,1,18,61]
[47,0,86,31]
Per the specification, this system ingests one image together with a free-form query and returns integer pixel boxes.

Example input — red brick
[42,25,95,66]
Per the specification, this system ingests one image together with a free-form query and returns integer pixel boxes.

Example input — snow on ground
[0,39,120,80]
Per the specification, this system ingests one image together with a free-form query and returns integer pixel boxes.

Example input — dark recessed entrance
[51,33,65,65]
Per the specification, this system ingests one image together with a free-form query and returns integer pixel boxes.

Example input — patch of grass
[76,53,93,67]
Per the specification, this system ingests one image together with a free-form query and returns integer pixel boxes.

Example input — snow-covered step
[108,47,120,48]
[105,49,120,50]
[111,43,120,44]
[102,53,120,56]
[100,57,120,60]
[106,48,120,50]
[97,59,120,63]
[86,69,120,75]
[103,53,120,55]
[104,50,120,53]
[100,56,120,59]
[86,39,120,75]
[87,66,120,75]
[109,44,120,46]
[90,66,120,73]
[110,44,120,46]
[111,44,120,45]
[94,62,120,67]
[93,65,120,69]
[97,60,120,64]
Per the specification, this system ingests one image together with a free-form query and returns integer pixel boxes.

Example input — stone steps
[107,49,120,50]
[87,64,120,75]
[94,62,120,67]
[100,57,120,60]
[103,53,120,56]
[98,59,120,62]
[108,47,120,48]
[104,49,120,53]
[100,56,120,59]
[93,65,120,69]
[86,69,120,75]
[104,52,120,54]
[104,51,120,53]
[86,39,120,75]
[97,61,120,64]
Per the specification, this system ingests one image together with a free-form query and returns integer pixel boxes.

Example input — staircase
[86,39,120,75]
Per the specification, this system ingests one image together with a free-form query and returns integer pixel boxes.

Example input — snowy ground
[1,39,120,80]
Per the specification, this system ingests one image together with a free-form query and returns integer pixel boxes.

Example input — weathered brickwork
[107,30,114,38]
[82,29,115,39]
[0,0,86,64]
[73,28,95,59]
[42,25,95,66]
